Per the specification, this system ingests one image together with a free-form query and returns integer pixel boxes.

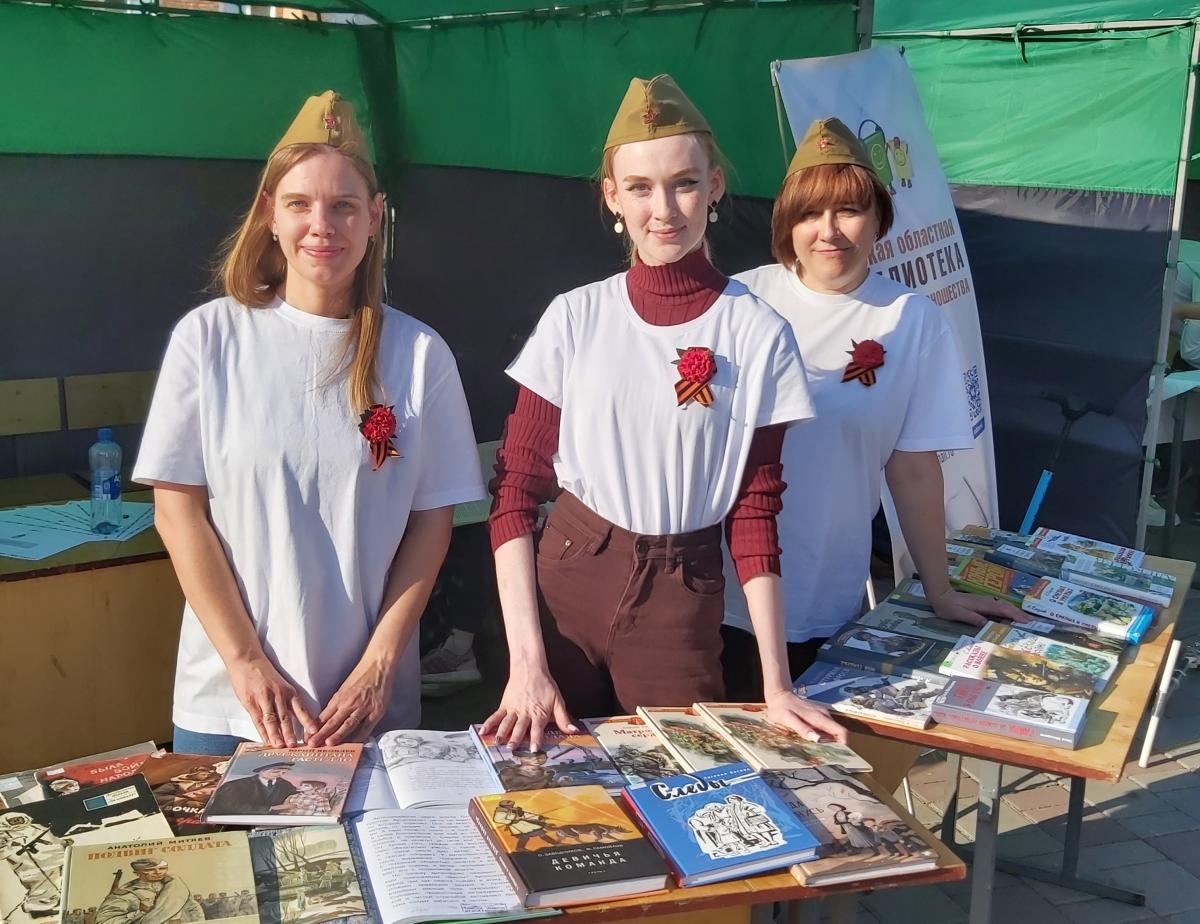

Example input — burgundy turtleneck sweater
[488,250,786,583]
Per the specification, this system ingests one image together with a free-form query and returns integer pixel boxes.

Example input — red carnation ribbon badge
[673,346,717,407]
[359,404,401,470]
[842,338,886,387]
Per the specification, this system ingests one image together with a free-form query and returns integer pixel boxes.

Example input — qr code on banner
[964,364,983,420]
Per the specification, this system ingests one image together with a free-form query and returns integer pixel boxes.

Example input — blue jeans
[171,725,248,757]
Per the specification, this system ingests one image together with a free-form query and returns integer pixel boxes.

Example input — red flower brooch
[673,346,717,407]
[359,404,401,470]
[842,339,886,387]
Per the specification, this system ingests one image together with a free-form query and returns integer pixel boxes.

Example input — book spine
[467,800,531,906]
[829,702,928,729]
[931,703,1074,748]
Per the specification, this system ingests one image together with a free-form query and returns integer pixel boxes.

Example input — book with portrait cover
[468,725,626,794]
[816,623,953,681]
[621,762,820,886]
[634,707,741,772]
[469,785,669,907]
[762,767,940,887]
[692,703,872,774]
[203,744,362,826]
[140,753,231,834]
[939,638,1097,698]
[60,832,258,924]
[931,677,1088,749]
[0,776,173,924]
[580,716,684,787]
[793,662,947,730]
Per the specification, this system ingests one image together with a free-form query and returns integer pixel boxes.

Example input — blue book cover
[622,762,820,886]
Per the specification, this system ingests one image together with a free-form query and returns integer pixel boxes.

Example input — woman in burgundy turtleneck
[480,74,846,753]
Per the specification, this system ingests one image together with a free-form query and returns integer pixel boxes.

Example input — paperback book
[794,663,948,730]
[939,638,1097,697]
[0,776,173,924]
[1020,578,1154,643]
[693,703,872,773]
[951,526,1033,549]
[817,624,953,680]
[469,725,626,794]
[61,832,258,924]
[140,752,230,834]
[856,601,968,645]
[249,824,366,924]
[1059,555,1174,609]
[203,744,362,825]
[886,579,934,612]
[580,716,684,786]
[622,762,820,886]
[0,741,160,808]
[975,622,1119,692]
[470,785,669,907]
[949,557,1039,605]
[634,707,741,772]
[1029,528,1146,569]
[763,767,940,886]
[931,677,1089,748]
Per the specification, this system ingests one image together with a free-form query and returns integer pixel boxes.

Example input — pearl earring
[613,214,625,235]
[272,232,278,241]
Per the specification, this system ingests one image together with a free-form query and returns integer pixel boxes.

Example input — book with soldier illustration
[793,663,947,730]
[1020,578,1154,644]
[203,745,362,826]
[248,825,365,924]
[580,717,684,788]
[0,776,173,924]
[468,726,625,795]
[855,601,968,645]
[931,677,1089,748]
[622,762,820,886]
[140,754,231,835]
[763,767,940,886]
[634,707,740,772]
[1029,528,1146,570]
[469,785,669,907]
[692,704,872,774]
[60,832,258,924]
[939,638,1098,698]
[973,622,1119,692]
[816,624,953,681]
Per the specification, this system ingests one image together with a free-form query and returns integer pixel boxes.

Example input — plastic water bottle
[89,427,123,534]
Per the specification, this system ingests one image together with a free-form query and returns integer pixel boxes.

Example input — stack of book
[794,524,1172,750]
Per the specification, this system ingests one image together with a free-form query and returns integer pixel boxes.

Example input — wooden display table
[839,553,1195,924]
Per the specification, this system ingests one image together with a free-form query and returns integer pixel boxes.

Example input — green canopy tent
[872,2,1200,547]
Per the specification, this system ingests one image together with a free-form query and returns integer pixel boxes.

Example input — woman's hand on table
[766,689,848,745]
[307,656,395,748]
[228,656,318,748]
[930,588,1032,629]
[481,667,577,753]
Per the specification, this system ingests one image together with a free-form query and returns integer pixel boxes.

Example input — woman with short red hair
[721,118,1027,698]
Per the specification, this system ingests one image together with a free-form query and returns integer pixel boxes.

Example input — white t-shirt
[134,297,485,739]
[506,272,815,534]
[724,267,973,643]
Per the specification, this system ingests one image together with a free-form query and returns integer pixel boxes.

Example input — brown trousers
[536,492,727,718]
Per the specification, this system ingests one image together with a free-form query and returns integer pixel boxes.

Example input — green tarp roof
[875,1,1200,33]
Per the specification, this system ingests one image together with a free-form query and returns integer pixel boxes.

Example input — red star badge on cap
[323,115,340,131]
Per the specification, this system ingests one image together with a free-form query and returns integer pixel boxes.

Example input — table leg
[939,751,963,847]
[966,759,1001,924]
[1140,638,1184,768]
[749,903,775,924]
[1165,391,1188,555]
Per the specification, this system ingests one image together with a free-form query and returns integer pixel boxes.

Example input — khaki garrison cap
[271,90,368,159]
[786,117,873,177]
[604,74,712,151]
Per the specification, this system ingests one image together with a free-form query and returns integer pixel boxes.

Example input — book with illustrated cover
[693,703,872,774]
[975,622,1119,692]
[249,825,366,924]
[944,542,981,569]
[817,623,953,680]
[468,726,625,794]
[0,741,160,808]
[983,543,1071,579]
[140,753,230,834]
[1029,528,1146,570]
[794,662,947,730]
[951,526,1033,549]
[622,762,820,886]
[763,767,940,886]
[580,716,684,787]
[350,809,561,923]
[856,601,968,645]
[949,557,1039,605]
[61,832,258,924]
[203,744,362,825]
[1058,555,1174,609]
[886,578,934,612]
[931,677,1089,748]
[376,729,501,808]
[634,707,741,772]
[939,638,1098,698]
[31,753,152,801]
[0,776,174,924]
[470,785,669,907]
[1020,578,1154,643]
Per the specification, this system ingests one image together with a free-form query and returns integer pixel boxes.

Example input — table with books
[793,526,1195,924]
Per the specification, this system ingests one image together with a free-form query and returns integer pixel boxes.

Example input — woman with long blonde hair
[135,91,484,754]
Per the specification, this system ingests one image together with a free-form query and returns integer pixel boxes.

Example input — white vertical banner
[773,46,999,578]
